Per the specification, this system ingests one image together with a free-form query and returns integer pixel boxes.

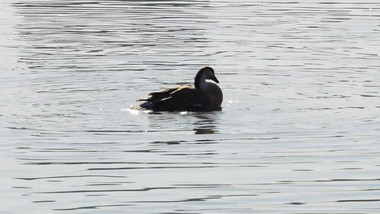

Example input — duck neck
[194,74,208,91]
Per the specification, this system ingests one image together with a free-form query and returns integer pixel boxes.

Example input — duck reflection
[194,128,215,134]
[145,111,220,135]
[192,112,219,135]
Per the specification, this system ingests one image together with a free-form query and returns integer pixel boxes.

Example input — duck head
[194,66,219,89]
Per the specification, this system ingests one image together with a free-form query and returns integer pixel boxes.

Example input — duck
[134,66,223,112]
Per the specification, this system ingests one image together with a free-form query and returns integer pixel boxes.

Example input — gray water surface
[1,0,380,213]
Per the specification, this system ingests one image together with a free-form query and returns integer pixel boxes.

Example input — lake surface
[1,0,380,213]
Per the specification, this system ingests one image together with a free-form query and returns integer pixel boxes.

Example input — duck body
[134,67,223,112]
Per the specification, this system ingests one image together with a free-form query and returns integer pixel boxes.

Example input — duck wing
[135,85,201,111]
[139,85,184,104]
[154,85,209,111]
[135,85,215,111]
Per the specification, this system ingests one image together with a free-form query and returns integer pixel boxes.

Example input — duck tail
[138,101,154,110]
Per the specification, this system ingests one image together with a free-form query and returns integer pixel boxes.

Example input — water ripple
[1,0,380,213]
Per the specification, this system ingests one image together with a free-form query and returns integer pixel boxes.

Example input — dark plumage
[134,66,223,112]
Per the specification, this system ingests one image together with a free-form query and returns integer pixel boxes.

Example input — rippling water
[1,0,380,213]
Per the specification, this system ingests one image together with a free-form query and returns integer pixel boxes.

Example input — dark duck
[134,66,223,112]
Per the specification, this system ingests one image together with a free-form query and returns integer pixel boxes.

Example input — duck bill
[211,76,219,83]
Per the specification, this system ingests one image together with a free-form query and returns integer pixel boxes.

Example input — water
[1,0,380,213]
